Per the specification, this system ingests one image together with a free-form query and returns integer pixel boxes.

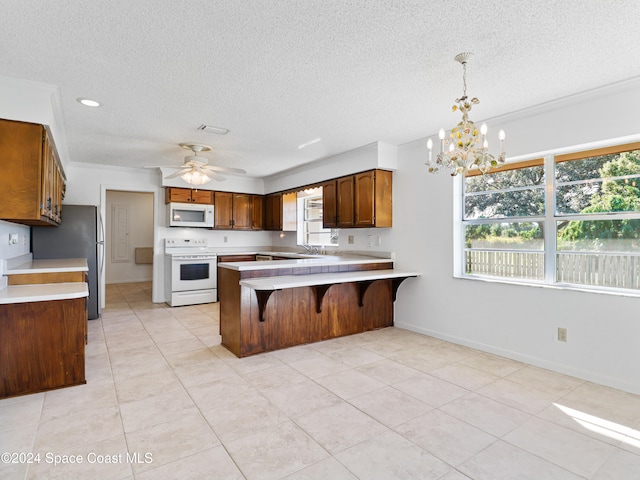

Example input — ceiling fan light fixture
[181,170,211,186]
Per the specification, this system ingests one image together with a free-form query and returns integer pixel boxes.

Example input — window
[463,160,545,281]
[296,188,338,247]
[460,142,640,293]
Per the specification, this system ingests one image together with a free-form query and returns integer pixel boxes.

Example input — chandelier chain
[462,62,467,98]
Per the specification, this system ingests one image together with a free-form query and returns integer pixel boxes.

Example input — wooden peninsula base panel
[0,297,86,398]
[219,263,417,357]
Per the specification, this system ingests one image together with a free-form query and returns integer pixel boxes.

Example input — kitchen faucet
[301,244,320,255]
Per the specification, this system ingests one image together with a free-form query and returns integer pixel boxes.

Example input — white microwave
[167,202,214,228]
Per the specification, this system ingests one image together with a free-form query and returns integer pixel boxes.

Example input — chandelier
[426,52,506,176]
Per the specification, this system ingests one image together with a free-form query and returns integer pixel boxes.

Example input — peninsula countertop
[217,254,392,272]
[0,282,89,304]
[6,258,89,275]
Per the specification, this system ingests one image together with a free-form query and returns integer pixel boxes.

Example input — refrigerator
[31,205,104,319]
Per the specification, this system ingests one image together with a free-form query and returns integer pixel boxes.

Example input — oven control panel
[165,238,207,247]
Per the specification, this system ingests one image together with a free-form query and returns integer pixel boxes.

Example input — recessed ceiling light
[298,138,321,149]
[76,97,101,107]
[197,124,229,135]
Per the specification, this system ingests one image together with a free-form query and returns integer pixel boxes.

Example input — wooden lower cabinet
[219,268,394,357]
[217,254,256,263]
[0,297,86,399]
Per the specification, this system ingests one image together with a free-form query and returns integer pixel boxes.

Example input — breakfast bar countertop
[0,282,89,304]
[239,269,420,290]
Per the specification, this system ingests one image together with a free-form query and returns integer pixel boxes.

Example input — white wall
[393,77,640,395]
[105,191,154,284]
[0,220,31,289]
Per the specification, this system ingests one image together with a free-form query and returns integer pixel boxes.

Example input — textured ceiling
[1,1,640,177]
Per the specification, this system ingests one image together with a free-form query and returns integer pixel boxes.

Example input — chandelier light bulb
[426,53,506,176]
[426,138,433,163]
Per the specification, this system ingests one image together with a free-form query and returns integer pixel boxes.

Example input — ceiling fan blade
[145,165,186,169]
[165,168,190,179]
[201,165,247,175]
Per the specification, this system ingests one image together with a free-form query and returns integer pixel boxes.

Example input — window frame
[457,141,640,295]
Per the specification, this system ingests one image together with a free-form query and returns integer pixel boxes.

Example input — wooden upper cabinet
[165,187,191,203]
[322,169,392,229]
[322,180,338,228]
[191,189,214,204]
[337,176,355,227]
[251,195,264,230]
[213,192,255,230]
[165,187,213,204]
[354,169,392,228]
[214,191,233,229]
[232,193,252,230]
[264,193,282,231]
[0,119,65,226]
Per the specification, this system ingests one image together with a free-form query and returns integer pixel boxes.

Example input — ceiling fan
[151,143,246,186]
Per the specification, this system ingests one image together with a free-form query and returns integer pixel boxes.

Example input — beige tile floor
[1,281,640,479]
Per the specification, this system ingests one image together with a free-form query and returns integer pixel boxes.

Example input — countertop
[218,254,392,271]
[6,258,88,275]
[240,269,420,290]
[0,282,89,304]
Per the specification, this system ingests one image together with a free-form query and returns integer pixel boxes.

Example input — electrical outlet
[367,235,373,247]
[224,236,228,243]
[8,233,18,245]
[348,235,354,244]
[557,327,567,342]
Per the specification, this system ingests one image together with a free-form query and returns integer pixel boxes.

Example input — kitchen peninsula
[0,257,88,398]
[218,255,418,357]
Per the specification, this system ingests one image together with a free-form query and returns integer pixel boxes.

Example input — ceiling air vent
[197,124,229,135]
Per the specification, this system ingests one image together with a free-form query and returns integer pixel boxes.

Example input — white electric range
[164,238,217,307]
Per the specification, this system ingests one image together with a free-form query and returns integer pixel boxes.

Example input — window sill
[454,273,640,298]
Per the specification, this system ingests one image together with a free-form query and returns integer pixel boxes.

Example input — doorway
[104,190,154,305]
